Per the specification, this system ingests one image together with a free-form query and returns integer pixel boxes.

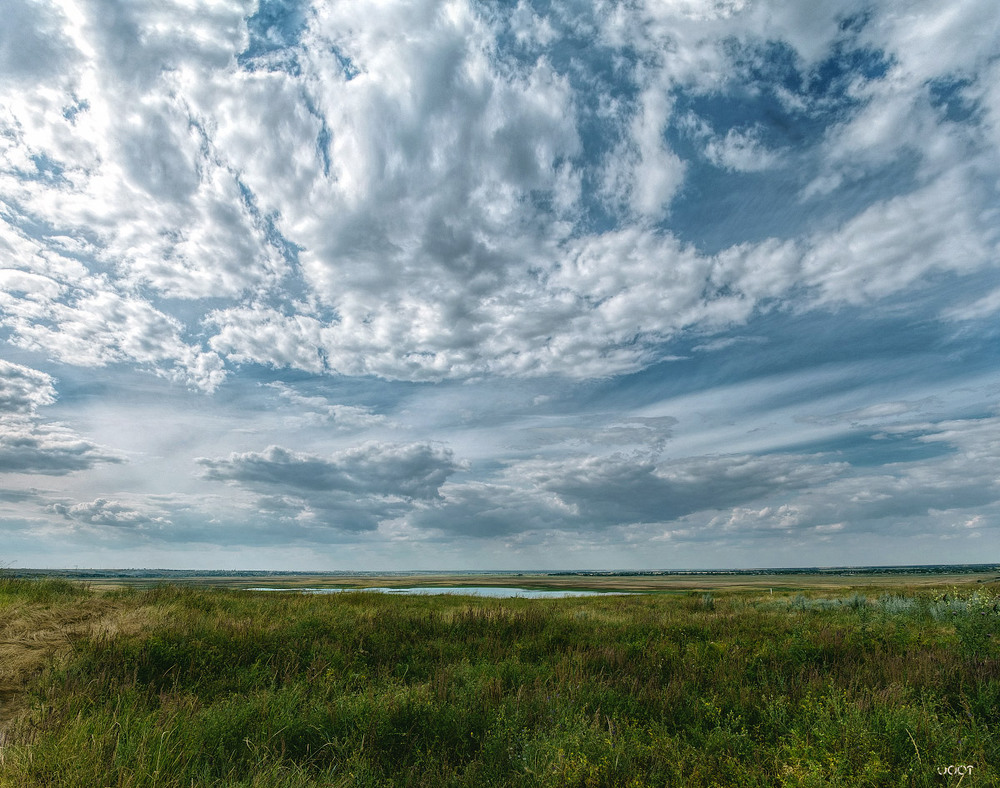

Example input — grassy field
[0,576,998,786]
[42,566,1000,593]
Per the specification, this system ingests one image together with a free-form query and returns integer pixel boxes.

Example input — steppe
[0,566,997,786]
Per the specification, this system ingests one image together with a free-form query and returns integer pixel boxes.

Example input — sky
[1,0,999,571]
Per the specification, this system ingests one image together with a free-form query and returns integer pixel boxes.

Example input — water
[247,586,636,598]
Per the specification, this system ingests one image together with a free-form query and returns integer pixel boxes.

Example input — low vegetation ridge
[7,563,1000,579]
[0,575,998,786]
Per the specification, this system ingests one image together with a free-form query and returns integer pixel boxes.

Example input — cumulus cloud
[512,451,846,529]
[0,0,265,390]
[199,441,463,530]
[703,127,782,172]
[0,418,121,475]
[200,442,459,499]
[599,86,686,218]
[1,0,999,567]
[679,113,783,172]
[397,450,848,539]
[0,0,74,83]
[403,479,574,538]
[670,413,1000,545]
[801,0,1000,194]
[265,382,388,429]
[0,360,121,474]
[0,277,228,390]
[403,411,1000,545]
[799,170,998,306]
[48,497,168,528]
[0,0,996,390]
[0,227,227,391]
[0,358,56,413]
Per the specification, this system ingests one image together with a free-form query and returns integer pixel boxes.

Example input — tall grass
[1,584,998,786]
[0,575,90,605]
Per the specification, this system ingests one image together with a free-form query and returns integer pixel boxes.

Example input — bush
[952,590,1000,660]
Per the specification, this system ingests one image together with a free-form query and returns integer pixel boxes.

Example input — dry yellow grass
[0,594,164,735]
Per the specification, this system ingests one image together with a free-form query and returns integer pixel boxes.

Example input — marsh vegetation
[0,576,998,786]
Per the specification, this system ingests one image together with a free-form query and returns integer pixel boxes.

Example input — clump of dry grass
[0,578,160,731]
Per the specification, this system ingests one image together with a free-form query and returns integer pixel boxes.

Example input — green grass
[1,583,998,786]
[0,575,90,605]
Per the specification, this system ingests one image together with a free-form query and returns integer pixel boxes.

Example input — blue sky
[1,0,999,570]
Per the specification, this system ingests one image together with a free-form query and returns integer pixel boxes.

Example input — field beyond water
[1,574,999,786]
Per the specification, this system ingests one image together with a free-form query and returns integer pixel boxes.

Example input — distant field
[2,572,999,786]
[16,564,1000,593]
[221,569,1000,593]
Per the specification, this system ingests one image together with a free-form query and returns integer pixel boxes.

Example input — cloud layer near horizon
[0,0,998,569]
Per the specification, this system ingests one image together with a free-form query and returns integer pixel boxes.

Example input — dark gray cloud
[0,419,122,474]
[398,450,848,540]
[0,360,122,474]
[524,452,846,527]
[624,413,1000,547]
[198,441,463,532]
[404,480,571,538]
[199,442,460,499]
[0,487,41,503]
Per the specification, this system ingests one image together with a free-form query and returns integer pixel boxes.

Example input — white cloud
[800,169,997,306]
[0,360,122,474]
[815,400,928,425]
[942,286,1000,322]
[703,126,782,172]
[0,358,56,413]
[804,0,1000,193]
[0,0,994,393]
[193,2,994,383]
[0,0,272,390]
[48,497,168,528]
[265,382,388,429]
[207,308,327,374]
[0,0,75,83]
[619,87,686,217]
[0,266,227,390]
[679,112,783,172]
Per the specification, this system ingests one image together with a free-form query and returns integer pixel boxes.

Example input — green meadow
[1,577,998,786]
